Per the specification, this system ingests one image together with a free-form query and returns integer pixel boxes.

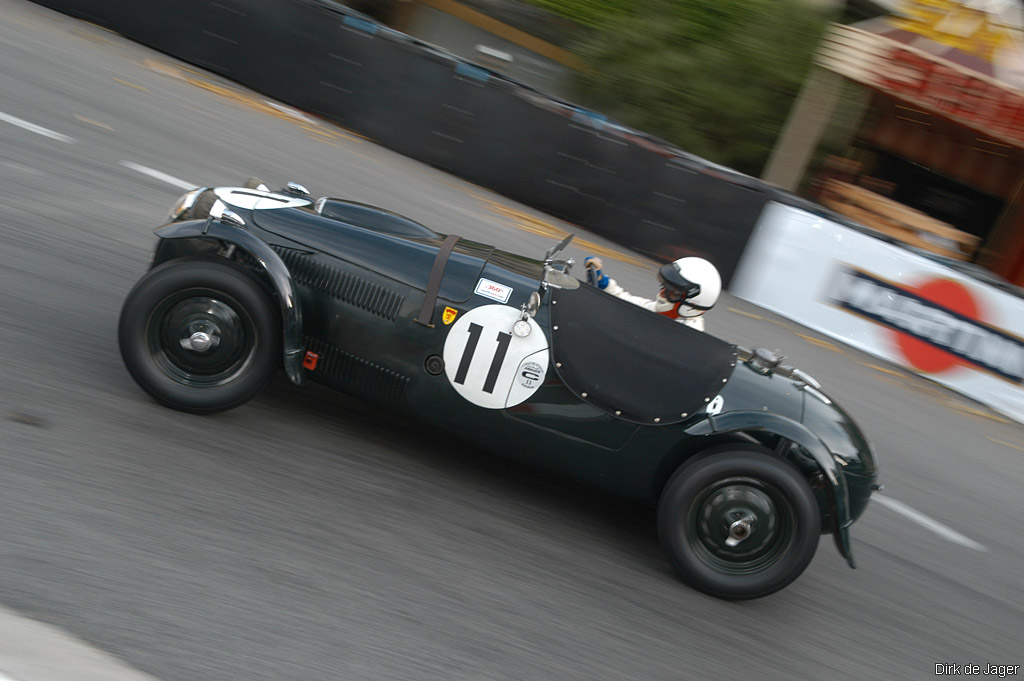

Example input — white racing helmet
[656,256,721,319]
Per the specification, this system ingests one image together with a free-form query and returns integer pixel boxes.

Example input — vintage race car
[118,179,879,599]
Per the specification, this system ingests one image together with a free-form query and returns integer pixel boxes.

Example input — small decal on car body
[474,278,512,303]
[442,305,548,409]
[442,307,458,325]
[706,394,724,415]
[518,361,544,389]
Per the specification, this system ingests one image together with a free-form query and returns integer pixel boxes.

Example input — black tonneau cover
[550,283,737,424]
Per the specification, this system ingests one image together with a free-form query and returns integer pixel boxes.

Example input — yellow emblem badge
[442,307,458,325]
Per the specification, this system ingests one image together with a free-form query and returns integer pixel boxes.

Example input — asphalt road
[2,2,1022,680]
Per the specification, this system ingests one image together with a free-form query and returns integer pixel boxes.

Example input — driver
[584,256,721,331]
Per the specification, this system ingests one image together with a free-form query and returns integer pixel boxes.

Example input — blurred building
[765,0,1024,287]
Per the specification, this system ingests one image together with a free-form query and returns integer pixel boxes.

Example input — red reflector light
[303,351,320,371]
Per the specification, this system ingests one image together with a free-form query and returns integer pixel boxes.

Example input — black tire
[118,258,280,414]
[658,445,820,599]
[242,177,266,189]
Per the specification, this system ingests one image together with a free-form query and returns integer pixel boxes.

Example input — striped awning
[817,23,1024,149]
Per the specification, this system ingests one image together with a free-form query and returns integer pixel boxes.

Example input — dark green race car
[119,180,880,600]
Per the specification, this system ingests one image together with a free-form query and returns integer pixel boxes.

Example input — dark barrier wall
[33,0,783,287]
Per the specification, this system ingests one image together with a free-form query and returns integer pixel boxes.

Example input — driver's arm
[585,257,658,311]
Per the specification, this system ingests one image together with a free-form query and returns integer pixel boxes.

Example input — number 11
[454,322,513,394]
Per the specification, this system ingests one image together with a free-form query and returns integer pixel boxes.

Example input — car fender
[685,410,855,568]
[152,220,305,386]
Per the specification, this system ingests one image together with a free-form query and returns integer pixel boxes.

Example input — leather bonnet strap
[414,234,460,328]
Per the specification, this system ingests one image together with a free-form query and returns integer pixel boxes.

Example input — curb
[0,605,162,681]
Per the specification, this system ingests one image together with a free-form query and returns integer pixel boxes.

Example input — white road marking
[0,111,76,143]
[874,495,988,552]
[120,161,194,190]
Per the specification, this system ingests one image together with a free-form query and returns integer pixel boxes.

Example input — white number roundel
[442,305,549,409]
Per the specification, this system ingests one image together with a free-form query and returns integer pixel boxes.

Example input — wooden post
[761,67,844,191]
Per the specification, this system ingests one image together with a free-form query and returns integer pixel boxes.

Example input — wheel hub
[180,330,221,353]
[148,292,255,387]
[725,515,756,547]
[687,477,794,573]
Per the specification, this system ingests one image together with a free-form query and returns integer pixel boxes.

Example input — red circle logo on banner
[894,278,981,373]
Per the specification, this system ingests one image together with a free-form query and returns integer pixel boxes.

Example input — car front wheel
[658,445,821,599]
[118,258,279,414]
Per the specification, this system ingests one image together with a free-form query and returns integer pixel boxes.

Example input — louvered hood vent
[273,246,404,321]
[304,337,409,402]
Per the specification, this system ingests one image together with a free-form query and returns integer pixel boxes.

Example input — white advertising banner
[731,201,1024,425]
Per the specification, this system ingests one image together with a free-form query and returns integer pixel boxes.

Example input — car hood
[248,203,492,303]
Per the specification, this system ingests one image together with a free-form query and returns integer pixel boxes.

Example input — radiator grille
[304,337,409,402]
[273,246,404,321]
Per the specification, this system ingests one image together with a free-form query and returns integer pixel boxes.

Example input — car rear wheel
[658,445,820,599]
[119,258,279,414]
